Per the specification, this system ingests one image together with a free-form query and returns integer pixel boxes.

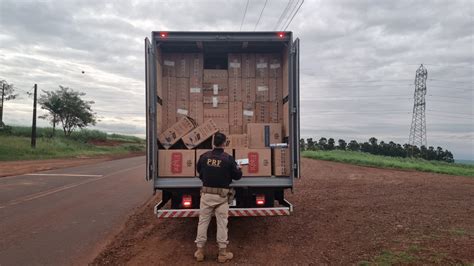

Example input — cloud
[0,0,472,159]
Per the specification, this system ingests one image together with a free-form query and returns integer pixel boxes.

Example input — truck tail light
[277,32,285,38]
[159,32,168,38]
[256,195,265,206]
[182,195,192,208]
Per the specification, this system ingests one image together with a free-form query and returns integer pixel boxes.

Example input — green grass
[302,150,474,177]
[359,250,418,265]
[0,126,145,161]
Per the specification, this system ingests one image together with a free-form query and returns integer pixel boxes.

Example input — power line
[429,78,473,84]
[253,0,268,31]
[273,0,293,30]
[239,0,250,31]
[280,0,300,31]
[283,0,304,30]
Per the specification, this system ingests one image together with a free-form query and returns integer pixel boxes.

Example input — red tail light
[277,32,285,38]
[256,195,265,206]
[182,195,192,208]
[159,32,168,38]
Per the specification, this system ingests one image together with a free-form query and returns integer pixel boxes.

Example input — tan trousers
[195,193,229,249]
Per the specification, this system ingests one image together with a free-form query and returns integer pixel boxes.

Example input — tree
[306,138,314,150]
[347,140,360,151]
[318,137,327,150]
[39,86,96,136]
[0,80,18,126]
[337,139,347,150]
[299,138,306,151]
[327,138,335,150]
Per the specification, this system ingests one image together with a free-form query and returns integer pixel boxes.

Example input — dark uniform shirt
[197,148,242,188]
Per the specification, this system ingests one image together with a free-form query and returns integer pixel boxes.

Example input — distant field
[302,150,474,177]
[0,126,145,161]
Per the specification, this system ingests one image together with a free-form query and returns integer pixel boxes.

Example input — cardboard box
[228,54,242,78]
[229,101,243,126]
[269,100,282,124]
[158,149,195,177]
[204,69,228,82]
[164,100,177,126]
[216,122,230,136]
[269,78,283,102]
[182,119,219,149]
[255,54,269,78]
[228,78,242,101]
[190,53,204,78]
[282,48,289,98]
[241,54,256,78]
[273,147,291,176]
[235,148,271,176]
[162,54,176,77]
[242,102,255,132]
[242,78,256,103]
[283,102,289,137]
[158,116,196,149]
[268,54,282,78]
[189,101,204,125]
[256,78,269,102]
[189,81,203,102]
[255,102,270,123]
[176,78,189,102]
[162,77,177,102]
[174,53,191,77]
[176,101,189,121]
[157,103,164,133]
[203,96,229,109]
[203,78,228,96]
[230,125,243,134]
[247,123,282,148]
[204,108,229,124]
[223,134,248,149]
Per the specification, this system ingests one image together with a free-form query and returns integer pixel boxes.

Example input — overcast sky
[1,0,473,159]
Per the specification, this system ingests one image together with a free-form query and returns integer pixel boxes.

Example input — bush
[69,129,108,143]
[0,125,13,135]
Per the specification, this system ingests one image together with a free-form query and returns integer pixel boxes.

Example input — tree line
[300,137,454,163]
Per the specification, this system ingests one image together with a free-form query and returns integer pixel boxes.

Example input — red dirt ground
[0,153,143,177]
[92,158,474,265]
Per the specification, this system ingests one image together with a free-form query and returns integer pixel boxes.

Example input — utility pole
[31,84,37,148]
[0,83,5,126]
[408,64,428,149]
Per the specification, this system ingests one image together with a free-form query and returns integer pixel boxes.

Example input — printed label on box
[177,108,188,115]
[212,97,218,108]
[190,87,201,93]
[213,84,218,95]
[257,86,268,92]
[171,153,183,173]
[243,110,254,116]
[229,62,241,68]
[248,152,259,173]
[256,63,268,69]
[164,60,175,66]
[270,63,281,69]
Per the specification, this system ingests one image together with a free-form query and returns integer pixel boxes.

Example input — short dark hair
[213,132,227,147]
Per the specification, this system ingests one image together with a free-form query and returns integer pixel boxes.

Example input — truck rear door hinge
[292,107,297,114]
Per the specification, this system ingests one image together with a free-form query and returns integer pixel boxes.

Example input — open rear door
[291,38,301,178]
[145,37,157,181]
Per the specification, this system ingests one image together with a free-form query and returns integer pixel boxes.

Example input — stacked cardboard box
[157,52,289,177]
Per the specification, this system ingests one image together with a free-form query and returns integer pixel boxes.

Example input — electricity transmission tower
[409,64,428,147]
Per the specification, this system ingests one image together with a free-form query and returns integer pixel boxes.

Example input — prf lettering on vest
[207,158,222,167]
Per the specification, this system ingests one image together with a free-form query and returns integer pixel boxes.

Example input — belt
[201,186,230,197]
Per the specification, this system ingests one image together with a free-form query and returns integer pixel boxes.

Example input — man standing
[194,132,242,263]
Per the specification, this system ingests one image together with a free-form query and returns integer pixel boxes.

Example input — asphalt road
[0,156,150,266]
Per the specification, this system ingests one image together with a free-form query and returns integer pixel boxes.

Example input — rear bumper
[154,177,292,189]
[154,199,293,218]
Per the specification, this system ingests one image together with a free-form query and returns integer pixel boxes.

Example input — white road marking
[25,173,103,177]
[0,164,145,209]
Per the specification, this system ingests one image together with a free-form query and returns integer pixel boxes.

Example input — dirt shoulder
[0,152,144,177]
[92,158,474,265]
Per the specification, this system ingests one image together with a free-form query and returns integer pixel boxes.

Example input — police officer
[194,132,242,263]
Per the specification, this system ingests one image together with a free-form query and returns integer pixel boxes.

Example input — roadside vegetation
[0,126,144,161]
[303,150,474,177]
